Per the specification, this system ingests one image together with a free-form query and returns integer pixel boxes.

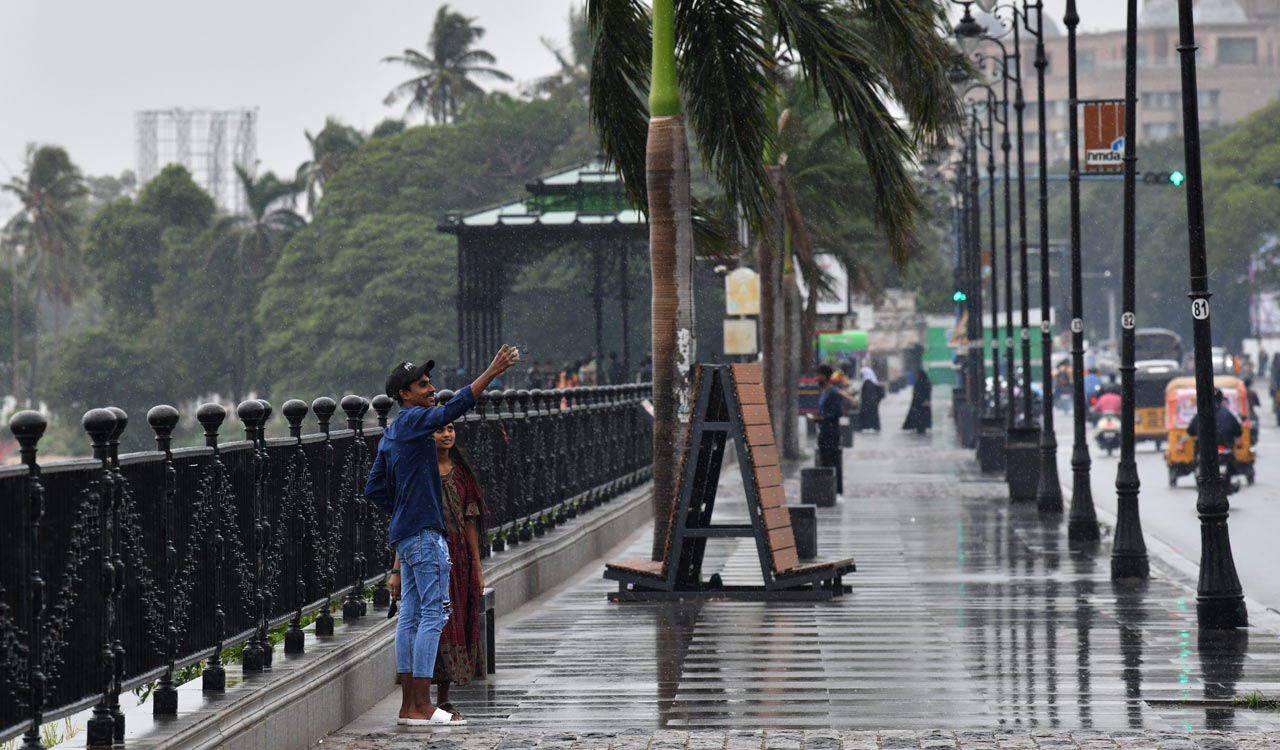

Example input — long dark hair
[440,422,487,543]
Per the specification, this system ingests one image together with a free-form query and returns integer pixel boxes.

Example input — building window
[1079,49,1096,73]
[1143,122,1177,140]
[1218,37,1257,64]
[1142,91,1180,109]
[1198,90,1219,108]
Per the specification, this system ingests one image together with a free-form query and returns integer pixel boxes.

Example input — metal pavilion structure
[438,159,647,378]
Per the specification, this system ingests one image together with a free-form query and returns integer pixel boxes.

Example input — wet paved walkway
[316,393,1280,747]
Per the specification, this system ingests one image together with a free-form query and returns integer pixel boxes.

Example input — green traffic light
[1170,170,1185,186]
[953,291,967,302]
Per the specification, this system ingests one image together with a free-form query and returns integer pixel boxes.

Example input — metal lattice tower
[135,108,258,215]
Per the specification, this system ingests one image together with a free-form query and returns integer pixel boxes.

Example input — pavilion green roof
[438,159,645,235]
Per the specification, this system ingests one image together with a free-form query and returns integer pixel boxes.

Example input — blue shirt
[817,386,842,438]
[364,386,477,545]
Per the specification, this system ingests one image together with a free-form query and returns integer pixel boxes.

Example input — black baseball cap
[385,360,435,400]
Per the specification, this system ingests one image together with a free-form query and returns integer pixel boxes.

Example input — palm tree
[296,118,365,216]
[2,144,87,402]
[587,0,958,558]
[383,5,513,124]
[232,165,305,275]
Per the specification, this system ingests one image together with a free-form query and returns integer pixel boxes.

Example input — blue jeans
[393,527,451,678]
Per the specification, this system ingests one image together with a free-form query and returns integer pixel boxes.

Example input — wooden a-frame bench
[605,363,854,601]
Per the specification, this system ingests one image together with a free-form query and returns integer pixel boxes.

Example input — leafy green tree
[232,165,305,275]
[257,95,595,399]
[81,198,164,321]
[535,5,592,100]
[297,118,365,215]
[2,144,88,400]
[43,326,174,452]
[136,163,216,232]
[382,5,513,124]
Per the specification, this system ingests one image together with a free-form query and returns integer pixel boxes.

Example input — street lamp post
[979,86,1008,473]
[954,3,1026,486]
[992,2,1041,502]
[1111,0,1149,581]
[1173,0,1247,628]
[968,109,986,435]
[1028,1,1063,515]
[967,74,1010,474]
[1064,0,1099,542]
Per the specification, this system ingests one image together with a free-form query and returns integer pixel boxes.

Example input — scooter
[1094,411,1121,456]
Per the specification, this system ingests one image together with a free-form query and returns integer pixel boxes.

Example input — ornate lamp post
[1173,0,1247,628]
[956,0,1040,501]
[1064,0,1099,542]
[1026,0,1063,515]
[1111,0,1149,581]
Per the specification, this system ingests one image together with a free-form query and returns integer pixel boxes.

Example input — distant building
[966,0,1280,164]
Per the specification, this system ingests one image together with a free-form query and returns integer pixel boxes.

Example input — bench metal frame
[605,364,853,601]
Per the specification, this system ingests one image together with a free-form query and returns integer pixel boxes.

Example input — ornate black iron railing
[0,384,652,747]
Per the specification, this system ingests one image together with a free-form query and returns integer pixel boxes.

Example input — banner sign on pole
[1083,100,1126,173]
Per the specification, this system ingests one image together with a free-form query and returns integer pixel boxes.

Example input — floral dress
[435,465,485,683]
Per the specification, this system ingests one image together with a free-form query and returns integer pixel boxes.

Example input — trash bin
[788,505,817,559]
[840,421,855,448]
[801,467,837,507]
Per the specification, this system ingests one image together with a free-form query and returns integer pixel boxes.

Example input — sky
[0,0,1126,203]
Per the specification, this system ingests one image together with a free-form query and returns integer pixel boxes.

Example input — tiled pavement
[314,394,1280,748]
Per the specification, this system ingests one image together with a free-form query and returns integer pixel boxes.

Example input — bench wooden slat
[784,557,855,576]
[767,526,796,553]
[758,485,785,509]
[731,364,762,383]
[754,464,783,489]
[740,404,771,426]
[762,506,790,531]
[749,444,778,466]
[736,385,767,405]
[771,546,800,573]
[605,557,665,578]
[744,423,774,447]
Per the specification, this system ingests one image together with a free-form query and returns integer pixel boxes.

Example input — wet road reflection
[435,395,1280,731]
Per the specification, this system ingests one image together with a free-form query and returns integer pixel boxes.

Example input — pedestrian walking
[807,364,844,497]
[366,345,518,727]
[856,366,884,432]
[901,370,932,434]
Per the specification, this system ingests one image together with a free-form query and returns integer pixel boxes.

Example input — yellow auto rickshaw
[1135,362,1179,449]
[1164,375,1255,486]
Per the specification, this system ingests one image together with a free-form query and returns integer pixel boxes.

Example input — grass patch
[1233,690,1280,710]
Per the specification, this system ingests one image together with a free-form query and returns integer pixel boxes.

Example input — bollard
[977,414,1007,473]
[800,467,837,507]
[1006,424,1042,501]
[788,505,818,559]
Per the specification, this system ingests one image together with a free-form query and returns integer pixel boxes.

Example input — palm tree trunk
[759,166,787,451]
[782,262,801,460]
[10,247,20,402]
[647,113,696,561]
[801,265,818,372]
[647,0,695,561]
[27,286,40,407]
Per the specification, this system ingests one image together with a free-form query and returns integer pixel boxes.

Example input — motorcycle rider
[1187,388,1243,485]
